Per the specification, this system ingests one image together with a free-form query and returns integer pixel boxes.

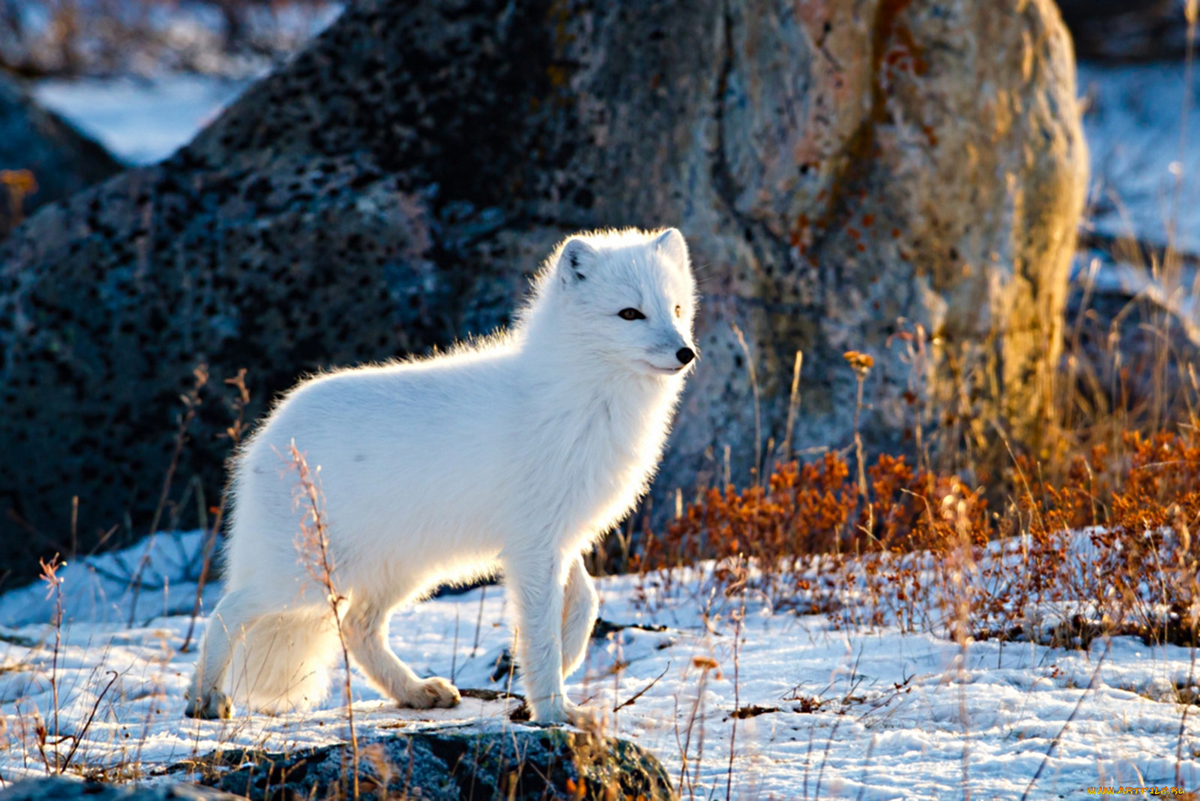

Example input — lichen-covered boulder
[0,76,122,238]
[174,728,675,801]
[0,0,1087,578]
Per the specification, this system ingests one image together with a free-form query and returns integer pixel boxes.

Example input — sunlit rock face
[0,0,1086,578]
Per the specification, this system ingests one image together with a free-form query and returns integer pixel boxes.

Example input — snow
[0,531,223,630]
[1,533,1197,799]
[1079,60,1200,256]
[20,0,343,166]
[33,76,254,166]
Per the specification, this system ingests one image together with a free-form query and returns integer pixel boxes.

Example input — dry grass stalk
[128,365,209,626]
[676,655,718,800]
[725,556,747,801]
[183,368,251,652]
[285,441,360,801]
[37,556,64,773]
[780,351,804,462]
[731,323,763,485]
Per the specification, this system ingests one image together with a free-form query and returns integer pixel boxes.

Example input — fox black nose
[676,347,695,365]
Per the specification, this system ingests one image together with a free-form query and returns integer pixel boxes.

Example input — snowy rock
[175,728,675,801]
[0,76,121,238]
[0,776,240,800]
[0,0,1087,577]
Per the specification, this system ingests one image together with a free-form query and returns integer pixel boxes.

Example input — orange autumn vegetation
[635,432,1200,648]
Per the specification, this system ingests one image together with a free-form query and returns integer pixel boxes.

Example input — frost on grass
[0,531,1197,798]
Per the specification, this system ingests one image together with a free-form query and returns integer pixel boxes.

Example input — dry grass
[285,441,360,801]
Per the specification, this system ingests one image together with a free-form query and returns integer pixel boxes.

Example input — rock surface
[0,0,1087,577]
[1057,0,1194,62]
[173,727,675,801]
[0,75,122,238]
[1064,247,1200,424]
[0,776,240,801]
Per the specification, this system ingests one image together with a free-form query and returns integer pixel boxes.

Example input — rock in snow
[174,728,674,801]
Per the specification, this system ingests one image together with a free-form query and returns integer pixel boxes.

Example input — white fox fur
[185,227,698,724]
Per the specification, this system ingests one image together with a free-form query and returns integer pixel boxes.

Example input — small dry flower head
[692,655,719,671]
[843,350,874,376]
[0,169,37,196]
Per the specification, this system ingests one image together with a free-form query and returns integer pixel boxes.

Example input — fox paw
[562,701,604,732]
[533,700,603,730]
[404,677,460,709]
[184,690,233,720]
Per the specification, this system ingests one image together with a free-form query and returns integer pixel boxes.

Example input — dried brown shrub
[637,434,1200,647]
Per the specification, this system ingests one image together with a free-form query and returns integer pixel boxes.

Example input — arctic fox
[185,227,698,724]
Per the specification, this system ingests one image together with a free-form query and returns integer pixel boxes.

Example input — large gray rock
[0,0,1087,579]
[0,76,122,238]
[172,728,675,801]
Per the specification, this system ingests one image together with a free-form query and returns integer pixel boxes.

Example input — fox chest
[537,406,665,539]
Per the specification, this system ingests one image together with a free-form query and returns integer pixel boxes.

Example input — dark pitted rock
[1056,0,1193,62]
[172,728,675,801]
[0,75,122,238]
[0,776,243,800]
[0,0,1087,579]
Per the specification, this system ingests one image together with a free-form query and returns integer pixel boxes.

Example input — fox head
[531,228,699,380]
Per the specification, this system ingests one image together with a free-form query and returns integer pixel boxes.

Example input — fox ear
[654,228,689,268]
[558,237,596,286]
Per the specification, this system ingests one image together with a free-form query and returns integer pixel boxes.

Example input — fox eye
[618,308,646,321]
[674,305,682,318]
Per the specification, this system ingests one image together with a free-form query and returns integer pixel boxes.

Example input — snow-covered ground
[0,532,1196,799]
[22,1,343,165]
[1079,60,1200,257]
[34,76,254,166]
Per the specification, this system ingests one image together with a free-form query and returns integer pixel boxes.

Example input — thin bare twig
[129,365,208,625]
[612,662,671,714]
[726,567,746,801]
[1020,640,1112,801]
[59,670,119,772]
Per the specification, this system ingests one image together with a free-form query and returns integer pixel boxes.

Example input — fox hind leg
[185,586,273,719]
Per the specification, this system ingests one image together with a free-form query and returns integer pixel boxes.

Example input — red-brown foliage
[636,437,1199,647]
